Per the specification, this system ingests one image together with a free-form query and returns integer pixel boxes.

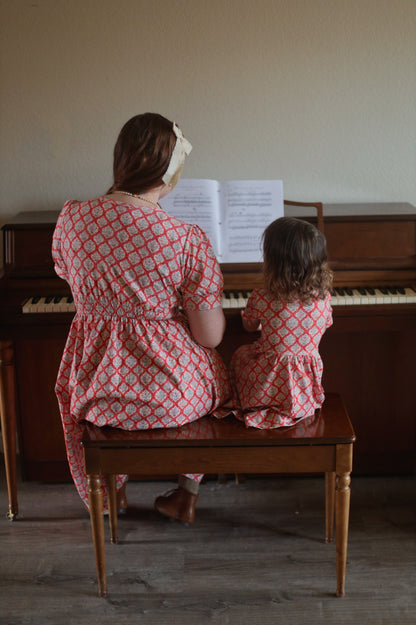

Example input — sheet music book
[159,179,284,263]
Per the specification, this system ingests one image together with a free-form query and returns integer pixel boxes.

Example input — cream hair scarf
[162,123,192,186]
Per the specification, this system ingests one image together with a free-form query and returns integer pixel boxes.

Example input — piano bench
[81,392,355,598]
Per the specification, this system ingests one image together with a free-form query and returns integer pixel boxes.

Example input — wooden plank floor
[0,462,415,624]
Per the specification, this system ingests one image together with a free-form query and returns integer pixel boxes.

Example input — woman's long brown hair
[107,113,177,195]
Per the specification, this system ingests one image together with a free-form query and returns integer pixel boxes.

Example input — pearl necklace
[116,191,160,209]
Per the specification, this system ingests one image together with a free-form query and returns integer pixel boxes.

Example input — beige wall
[0,0,415,252]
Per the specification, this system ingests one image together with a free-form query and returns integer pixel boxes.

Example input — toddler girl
[230,216,333,427]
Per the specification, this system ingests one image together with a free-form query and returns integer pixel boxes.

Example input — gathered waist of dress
[74,304,183,322]
[259,343,321,358]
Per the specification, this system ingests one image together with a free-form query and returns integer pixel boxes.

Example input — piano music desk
[81,392,355,598]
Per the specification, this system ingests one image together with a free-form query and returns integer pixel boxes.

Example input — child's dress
[228,288,333,429]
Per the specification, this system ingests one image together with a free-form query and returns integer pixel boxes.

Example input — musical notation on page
[160,179,284,263]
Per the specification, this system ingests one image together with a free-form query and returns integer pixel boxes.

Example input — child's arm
[241,310,261,332]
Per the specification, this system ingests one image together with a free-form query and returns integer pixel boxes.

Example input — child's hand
[241,310,261,332]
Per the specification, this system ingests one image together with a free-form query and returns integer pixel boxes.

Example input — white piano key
[350,289,363,305]
[227,293,239,308]
[37,297,49,312]
[61,297,76,312]
[404,287,416,303]
[343,289,356,305]
[22,297,35,313]
[237,291,247,307]
[373,289,387,305]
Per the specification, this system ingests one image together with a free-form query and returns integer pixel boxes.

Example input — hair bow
[162,123,192,185]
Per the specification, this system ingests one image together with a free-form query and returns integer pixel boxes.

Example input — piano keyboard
[22,286,416,314]
[221,287,416,309]
[329,286,416,306]
[22,295,76,313]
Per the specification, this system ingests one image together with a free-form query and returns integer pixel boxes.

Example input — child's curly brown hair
[262,216,333,303]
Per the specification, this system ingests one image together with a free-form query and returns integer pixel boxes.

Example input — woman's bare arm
[187,307,226,348]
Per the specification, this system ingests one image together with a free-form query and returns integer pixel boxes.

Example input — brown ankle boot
[154,487,199,524]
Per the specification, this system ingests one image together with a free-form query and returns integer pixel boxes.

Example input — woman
[52,113,231,520]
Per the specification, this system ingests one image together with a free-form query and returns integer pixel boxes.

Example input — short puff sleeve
[241,289,262,328]
[181,225,223,311]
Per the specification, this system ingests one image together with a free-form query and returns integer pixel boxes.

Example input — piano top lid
[2,202,415,234]
[3,202,416,226]
[2,210,61,230]
[2,205,416,288]
[284,202,416,219]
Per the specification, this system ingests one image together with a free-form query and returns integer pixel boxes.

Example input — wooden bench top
[81,393,355,449]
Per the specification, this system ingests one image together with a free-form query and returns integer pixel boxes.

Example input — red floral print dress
[228,289,333,428]
[52,197,230,507]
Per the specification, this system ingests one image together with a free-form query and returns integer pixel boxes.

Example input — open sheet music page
[159,179,222,257]
[160,179,284,263]
[220,180,284,263]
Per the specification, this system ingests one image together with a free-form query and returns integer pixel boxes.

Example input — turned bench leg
[87,473,107,597]
[0,341,19,521]
[106,474,118,544]
[325,471,336,543]
[335,471,351,597]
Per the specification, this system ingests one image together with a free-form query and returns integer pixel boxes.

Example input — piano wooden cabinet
[0,204,415,504]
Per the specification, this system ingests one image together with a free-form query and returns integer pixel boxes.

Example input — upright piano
[1,204,415,492]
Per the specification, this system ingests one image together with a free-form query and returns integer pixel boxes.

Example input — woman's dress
[52,197,230,506]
